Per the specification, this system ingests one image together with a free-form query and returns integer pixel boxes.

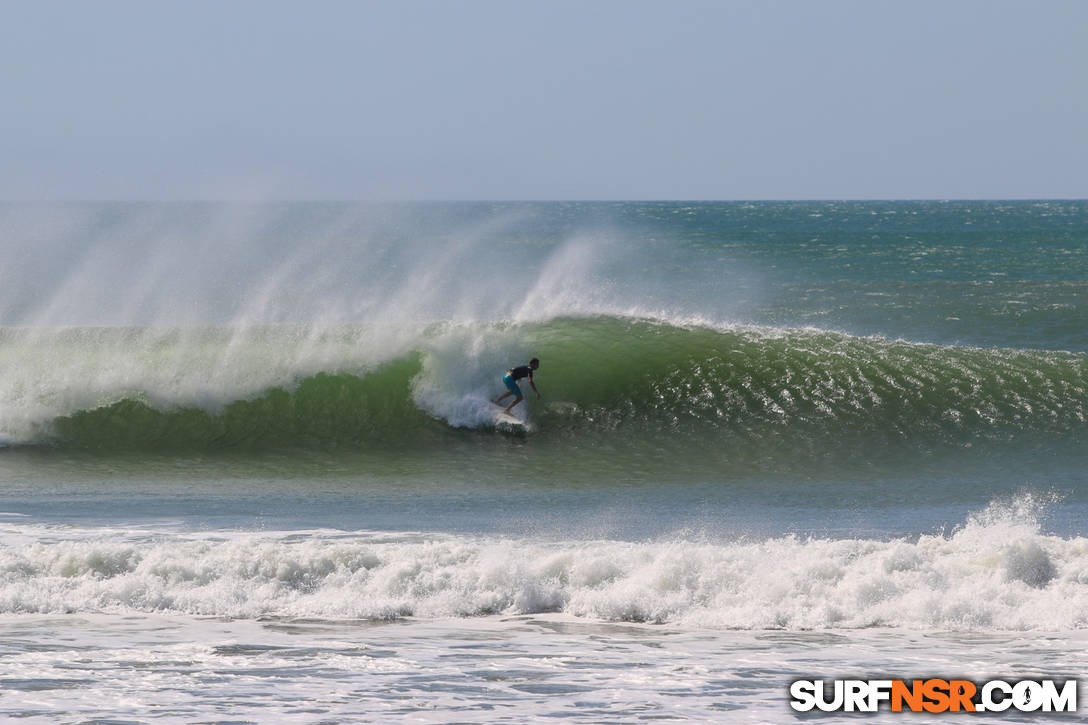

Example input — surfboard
[490,403,530,431]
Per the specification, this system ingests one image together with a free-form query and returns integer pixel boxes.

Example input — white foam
[1,499,1085,630]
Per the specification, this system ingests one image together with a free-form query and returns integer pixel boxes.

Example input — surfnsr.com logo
[789,679,1078,713]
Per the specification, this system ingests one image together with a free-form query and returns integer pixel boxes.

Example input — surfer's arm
[530,379,540,398]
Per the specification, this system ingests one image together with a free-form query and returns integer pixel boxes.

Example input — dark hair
[530,357,540,366]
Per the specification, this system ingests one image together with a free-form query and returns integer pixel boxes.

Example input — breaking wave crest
[1,495,1084,630]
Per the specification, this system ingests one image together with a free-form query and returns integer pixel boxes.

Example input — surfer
[494,358,540,414]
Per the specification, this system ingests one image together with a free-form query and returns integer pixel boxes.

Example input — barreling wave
[50,359,443,450]
[1,495,1085,629]
[6,316,1088,461]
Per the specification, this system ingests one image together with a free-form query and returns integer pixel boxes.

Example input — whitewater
[1,201,1086,722]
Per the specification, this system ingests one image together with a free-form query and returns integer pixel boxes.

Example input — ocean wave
[1,496,1085,629]
[5,316,1082,456]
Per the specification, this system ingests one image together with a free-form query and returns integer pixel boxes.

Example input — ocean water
[0,200,1086,722]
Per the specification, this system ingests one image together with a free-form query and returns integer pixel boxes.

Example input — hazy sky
[3,0,1086,200]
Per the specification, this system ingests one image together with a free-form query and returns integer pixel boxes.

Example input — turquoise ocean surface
[0,201,1085,722]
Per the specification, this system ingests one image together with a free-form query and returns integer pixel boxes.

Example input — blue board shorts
[503,373,522,396]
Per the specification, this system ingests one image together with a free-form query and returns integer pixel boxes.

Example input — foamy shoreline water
[2,612,1085,723]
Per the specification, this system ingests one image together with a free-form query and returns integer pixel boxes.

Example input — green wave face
[530,317,1088,436]
[50,357,438,451]
[37,317,1088,477]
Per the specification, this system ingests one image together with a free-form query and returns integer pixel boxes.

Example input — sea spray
[0,203,632,328]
